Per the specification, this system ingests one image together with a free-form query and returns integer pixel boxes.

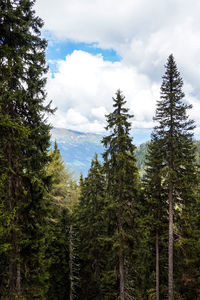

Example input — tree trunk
[16,242,21,294]
[118,216,125,300]
[16,262,21,293]
[69,225,74,300]
[8,142,16,296]
[168,183,173,300]
[156,230,159,300]
[8,245,16,296]
[119,251,125,300]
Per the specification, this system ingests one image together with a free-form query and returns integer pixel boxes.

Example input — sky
[34,0,200,143]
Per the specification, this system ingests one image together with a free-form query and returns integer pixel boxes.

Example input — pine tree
[152,54,197,300]
[74,154,107,299]
[0,0,53,297]
[45,143,79,299]
[102,90,139,300]
[47,142,78,210]
[145,134,168,299]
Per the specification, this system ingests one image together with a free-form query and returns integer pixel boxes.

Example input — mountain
[50,128,200,177]
[50,128,150,177]
[50,128,104,177]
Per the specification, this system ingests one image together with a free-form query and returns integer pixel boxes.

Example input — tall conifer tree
[102,90,139,300]
[0,0,53,297]
[75,154,106,299]
[152,54,197,300]
[145,134,168,299]
[45,144,79,299]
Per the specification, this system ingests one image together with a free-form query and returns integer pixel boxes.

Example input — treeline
[74,64,200,299]
[1,1,200,299]
[0,0,79,298]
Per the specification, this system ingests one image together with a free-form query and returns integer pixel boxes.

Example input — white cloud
[49,108,105,133]
[91,106,108,120]
[46,50,159,132]
[35,0,200,88]
[35,0,200,134]
[46,50,200,133]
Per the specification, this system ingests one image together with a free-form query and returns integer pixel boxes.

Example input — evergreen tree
[102,90,139,300]
[74,154,107,299]
[152,54,197,299]
[45,143,79,299]
[0,0,53,297]
[145,134,168,299]
[47,142,78,211]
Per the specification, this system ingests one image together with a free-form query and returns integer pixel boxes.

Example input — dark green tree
[102,90,139,300]
[74,154,107,299]
[45,144,73,299]
[45,142,80,299]
[145,134,168,299]
[152,54,197,300]
[0,0,53,297]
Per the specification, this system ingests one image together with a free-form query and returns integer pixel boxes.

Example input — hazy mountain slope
[50,128,200,177]
[51,128,104,177]
[50,128,149,177]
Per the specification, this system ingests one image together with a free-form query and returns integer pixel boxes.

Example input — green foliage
[145,54,199,299]
[1,8,200,298]
[0,0,54,297]
[136,139,200,177]
[45,144,79,299]
[47,143,79,211]
[102,90,139,299]
[135,142,149,176]
[74,154,107,299]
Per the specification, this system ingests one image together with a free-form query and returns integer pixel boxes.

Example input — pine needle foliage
[74,155,106,299]
[102,90,139,300]
[147,54,198,299]
[0,0,54,297]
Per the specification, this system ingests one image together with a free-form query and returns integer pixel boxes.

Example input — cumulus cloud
[35,0,199,45]
[46,50,160,132]
[48,108,104,133]
[91,107,108,120]
[35,0,200,134]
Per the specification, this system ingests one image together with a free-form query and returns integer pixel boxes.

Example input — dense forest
[0,1,200,299]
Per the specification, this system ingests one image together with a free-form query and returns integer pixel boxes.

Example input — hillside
[51,128,104,176]
[51,128,200,177]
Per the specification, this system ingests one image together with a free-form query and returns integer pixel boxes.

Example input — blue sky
[46,39,121,76]
[35,0,200,142]
[46,39,121,63]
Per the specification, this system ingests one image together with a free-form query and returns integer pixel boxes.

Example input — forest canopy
[0,1,200,299]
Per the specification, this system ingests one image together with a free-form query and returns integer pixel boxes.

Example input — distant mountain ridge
[51,128,102,144]
[50,128,200,177]
[50,128,104,177]
[50,128,149,177]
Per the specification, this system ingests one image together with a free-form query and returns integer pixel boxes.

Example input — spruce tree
[45,143,79,299]
[102,90,139,300]
[74,154,107,299]
[145,134,168,299]
[152,54,197,300]
[0,0,53,297]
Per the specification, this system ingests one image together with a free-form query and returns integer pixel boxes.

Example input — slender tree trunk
[16,177,21,294]
[118,216,125,300]
[119,251,125,300]
[168,183,173,300]
[16,262,21,293]
[69,225,74,300]
[8,245,16,296]
[8,142,21,297]
[16,242,21,294]
[8,142,16,296]
[156,230,159,300]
